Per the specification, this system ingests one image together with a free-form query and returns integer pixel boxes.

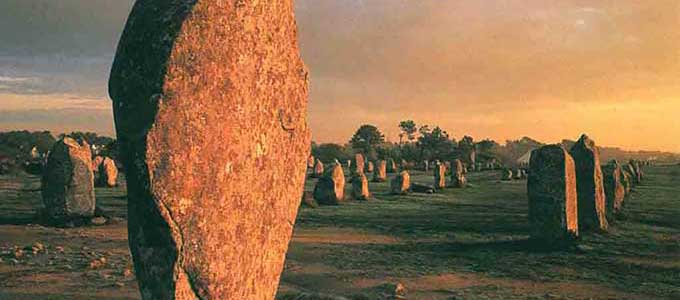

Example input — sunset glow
[1,1,679,151]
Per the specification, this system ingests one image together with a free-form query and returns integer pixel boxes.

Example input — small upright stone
[41,137,96,224]
[602,161,625,220]
[400,159,408,170]
[433,162,446,189]
[502,169,513,181]
[366,161,374,173]
[312,159,325,178]
[391,171,410,195]
[373,160,387,182]
[620,169,632,195]
[629,160,642,184]
[98,157,119,187]
[313,163,346,205]
[527,145,579,242]
[514,168,523,180]
[570,134,608,232]
[307,156,315,169]
[350,172,370,200]
[450,159,467,188]
[352,153,365,174]
[387,158,397,173]
[625,164,637,187]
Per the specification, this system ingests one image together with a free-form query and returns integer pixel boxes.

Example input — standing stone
[625,164,638,187]
[391,171,410,195]
[41,137,96,224]
[620,169,632,195]
[602,161,625,220]
[387,158,397,173]
[366,161,374,173]
[98,157,119,187]
[350,172,370,200]
[527,145,578,242]
[373,160,387,182]
[450,159,467,188]
[629,160,642,184]
[514,168,523,180]
[400,159,408,170]
[352,153,365,174]
[444,161,452,172]
[307,156,315,170]
[108,2,310,299]
[570,134,608,232]
[92,156,105,172]
[502,169,513,181]
[313,163,346,205]
[635,160,644,180]
[312,159,325,178]
[433,162,446,189]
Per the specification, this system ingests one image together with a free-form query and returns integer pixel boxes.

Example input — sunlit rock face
[108,1,310,299]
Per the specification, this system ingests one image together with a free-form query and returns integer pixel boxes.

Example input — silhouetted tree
[349,124,385,157]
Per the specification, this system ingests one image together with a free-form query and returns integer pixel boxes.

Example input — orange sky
[0,1,679,152]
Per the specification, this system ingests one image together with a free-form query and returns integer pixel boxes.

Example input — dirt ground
[1,166,679,300]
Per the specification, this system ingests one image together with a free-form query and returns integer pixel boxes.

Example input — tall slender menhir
[108,1,310,299]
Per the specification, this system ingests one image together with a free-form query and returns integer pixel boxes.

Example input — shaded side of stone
[387,158,397,173]
[312,159,324,178]
[41,137,96,224]
[411,183,435,194]
[373,160,387,182]
[602,163,625,221]
[569,135,608,232]
[366,161,374,173]
[350,172,370,200]
[313,164,345,205]
[390,171,410,195]
[98,157,119,187]
[527,145,578,242]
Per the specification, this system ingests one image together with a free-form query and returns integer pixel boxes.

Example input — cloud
[1,0,680,151]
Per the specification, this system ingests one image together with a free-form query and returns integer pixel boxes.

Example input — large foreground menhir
[109,1,310,299]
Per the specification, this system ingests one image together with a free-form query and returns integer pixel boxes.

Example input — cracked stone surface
[108,1,310,299]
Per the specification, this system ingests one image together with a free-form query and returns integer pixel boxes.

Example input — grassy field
[0,165,678,299]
